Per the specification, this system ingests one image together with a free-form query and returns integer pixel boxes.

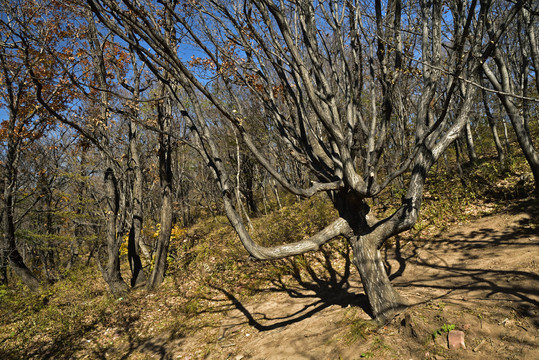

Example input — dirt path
[133,200,538,360]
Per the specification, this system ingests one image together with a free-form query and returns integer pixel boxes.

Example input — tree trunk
[464,121,478,163]
[0,247,7,286]
[127,96,147,288]
[272,180,282,209]
[1,131,40,292]
[336,192,407,323]
[2,180,40,293]
[242,157,259,216]
[146,188,172,290]
[483,48,539,195]
[502,119,511,155]
[100,168,128,296]
[0,209,7,286]
[522,8,539,94]
[489,120,505,165]
[496,99,539,195]
[454,139,465,184]
[482,89,505,165]
[85,11,129,295]
[146,90,174,291]
[349,235,408,322]
[127,220,145,287]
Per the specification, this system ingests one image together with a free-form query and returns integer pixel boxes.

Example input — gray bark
[145,10,176,291]
[127,119,146,287]
[465,121,478,163]
[146,86,174,291]
[2,164,40,292]
[126,48,147,288]
[0,36,41,292]
[522,8,539,93]
[482,88,505,165]
[101,168,128,296]
[2,136,40,293]
[350,235,407,321]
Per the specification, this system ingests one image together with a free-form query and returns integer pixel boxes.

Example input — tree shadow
[385,198,539,327]
[385,197,538,278]
[386,235,415,281]
[9,291,188,360]
[211,242,372,332]
[87,301,187,360]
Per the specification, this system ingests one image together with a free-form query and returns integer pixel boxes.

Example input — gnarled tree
[88,0,525,321]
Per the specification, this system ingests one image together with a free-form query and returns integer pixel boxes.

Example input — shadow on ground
[387,197,538,327]
[212,242,372,332]
[206,197,538,337]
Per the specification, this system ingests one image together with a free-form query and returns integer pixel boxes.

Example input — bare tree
[88,0,524,321]
[481,0,539,194]
[481,85,506,165]
[145,83,174,290]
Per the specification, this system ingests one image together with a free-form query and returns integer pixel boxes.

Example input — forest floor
[37,197,532,360]
[120,198,538,360]
[1,190,538,360]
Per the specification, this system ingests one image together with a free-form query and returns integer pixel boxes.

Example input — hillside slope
[127,199,538,360]
[1,199,537,360]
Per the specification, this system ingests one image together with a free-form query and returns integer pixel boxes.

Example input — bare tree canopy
[81,0,531,321]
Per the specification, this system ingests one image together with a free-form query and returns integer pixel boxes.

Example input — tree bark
[126,50,147,288]
[349,235,407,322]
[0,206,7,285]
[146,91,174,291]
[100,168,129,296]
[127,146,146,287]
[2,169,40,293]
[86,11,129,295]
[146,188,172,290]
[127,219,145,287]
[483,52,539,195]
[464,121,478,163]
[454,139,465,182]
[0,243,7,286]
[2,208,40,293]
[335,192,408,322]
[482,88,505,165]
[502,118,511,155]
[522,8,539,94]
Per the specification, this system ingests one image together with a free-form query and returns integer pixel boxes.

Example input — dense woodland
[0,0,538,328]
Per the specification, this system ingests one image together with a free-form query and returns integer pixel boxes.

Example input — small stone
[463,323,471,331]
[448,330,466,350]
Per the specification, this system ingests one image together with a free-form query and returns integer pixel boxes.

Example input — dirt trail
[135,200,538,360]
